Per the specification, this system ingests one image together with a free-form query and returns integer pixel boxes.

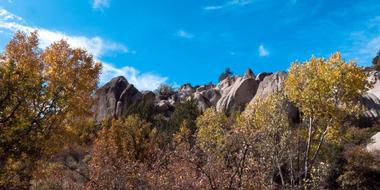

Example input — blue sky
[0,0,380,90]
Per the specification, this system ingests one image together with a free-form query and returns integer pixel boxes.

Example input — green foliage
[110,115,160,162]
[169,98,200,133]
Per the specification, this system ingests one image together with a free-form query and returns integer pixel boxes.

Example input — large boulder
[194,93,213,112]
[94,76,142,122]
[255,72,273,82]
[216,69,259,113]
[178,83,195,101]
[94,76,129,122]
[363,71,380,119]
[250,71,287,103]
[367,132,380,152]
[141,91,156,107]
[115,84,142,118]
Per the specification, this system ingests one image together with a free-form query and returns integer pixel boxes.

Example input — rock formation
[216,69,259,113]
[94,76,142,122]
[94,69,380,130]
[367,132,380,152]
[250,71,287,103]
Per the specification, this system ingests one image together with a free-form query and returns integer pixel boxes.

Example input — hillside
[1,32,380,190]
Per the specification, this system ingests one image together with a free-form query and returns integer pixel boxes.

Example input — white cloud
[258,44,269,56]
[0,8,22,21]
[101,62,167,90]
[0,8,167,90]
[203,0,252,11]
[176,29,194,39]
[92,0,110,10]
[204,5,224,11]
[343,34,380,66]
[0,20,129,58]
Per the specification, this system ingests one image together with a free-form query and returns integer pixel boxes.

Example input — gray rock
[216,69,259,113]
[196,83,214,93]
[94,76,142,122]
[142,91,156,107]
[94,76,129,122]
[178,83,195,101]
[256,72,273,82]
[250,71,287,103]
[363,71,380,119]
[367,132,380,152]
[194,93,213,112]
[115,84,142,118]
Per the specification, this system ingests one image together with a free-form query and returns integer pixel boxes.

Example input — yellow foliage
[196,108,228,152]
[0,31,101,188]
[285,52,366,120]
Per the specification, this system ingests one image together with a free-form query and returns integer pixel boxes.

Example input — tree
[169,98,200,134]
[284,52,367,182]
[0,31,101,188]
[218,67,233,82]
[196,108,229,152]
[155,83,174,96]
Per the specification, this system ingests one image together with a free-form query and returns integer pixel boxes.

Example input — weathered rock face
[142,91,156,107]
[255,72,273,82]
[250,71,287,103]
[94,76,129,122]
[94,76,142,122]
[363,71,380,119]
[116,84,142,118]
[178,83,195,101]
[216,69,259,113]
[367,132,380,152]
[194,93,212,112]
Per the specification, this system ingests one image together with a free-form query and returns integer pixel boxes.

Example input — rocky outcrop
[250,71,287,103]
[178,83,195,101]
[256,72,273,82]
[116,84,142,118]
[216,69,259,113]
[142,91,156,107]
[363,71,380,119]
[367,132,380,152]
[94,76,142,122]
[94,76,128,122]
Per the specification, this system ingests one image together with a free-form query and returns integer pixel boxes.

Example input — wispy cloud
[0,8,22,21]
[343,33,380,66]
[258,44,269,56]
[92,0,110,10]
[203,0,252,11]
[176,29,194,39]
[101,63,167,90]
[0,21,129,58]
[0,8,166,90]
[341,15,380,66]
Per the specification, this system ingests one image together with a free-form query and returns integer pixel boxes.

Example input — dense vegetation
[1,32,380,189]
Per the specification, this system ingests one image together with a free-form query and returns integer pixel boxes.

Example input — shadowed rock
[94,76,142,122]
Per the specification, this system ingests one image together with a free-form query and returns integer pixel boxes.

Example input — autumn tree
[0,31,101,188]
[285,52,367,182]
[196,108,229,152]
